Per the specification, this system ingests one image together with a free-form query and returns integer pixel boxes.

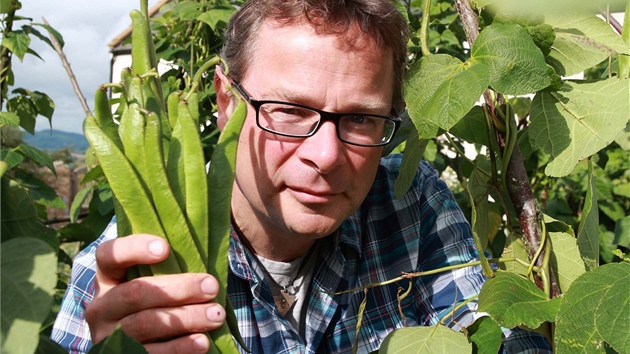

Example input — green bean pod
[143,110,206,273]
[94,86,123,151]
[176,100,209,263]
[83,116,180,275]
[119,77,149,192]
[206,96,248,353]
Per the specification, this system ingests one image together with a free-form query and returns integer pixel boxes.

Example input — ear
[214,66,236,132]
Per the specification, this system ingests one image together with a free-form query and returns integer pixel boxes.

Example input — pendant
[274,289,296,316]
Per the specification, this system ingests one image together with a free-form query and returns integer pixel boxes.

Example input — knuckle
[118,280,148,308]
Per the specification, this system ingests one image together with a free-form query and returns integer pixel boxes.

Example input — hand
[85,234,225,354]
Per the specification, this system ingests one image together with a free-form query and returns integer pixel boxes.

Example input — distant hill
[23,129,89,154]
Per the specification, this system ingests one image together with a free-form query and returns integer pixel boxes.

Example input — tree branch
[43,18,91,117]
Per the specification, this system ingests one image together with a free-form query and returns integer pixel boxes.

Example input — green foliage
[378,325,472,353]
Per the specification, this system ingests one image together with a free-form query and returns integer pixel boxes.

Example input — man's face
[226,20,395,246]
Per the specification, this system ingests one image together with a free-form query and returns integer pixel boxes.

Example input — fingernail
[148,240,165,256]
[192,333,209,352]
[207,306,224,322]
[200,277,217,295]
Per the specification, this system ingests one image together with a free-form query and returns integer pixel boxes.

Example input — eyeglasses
[231,80,401,147]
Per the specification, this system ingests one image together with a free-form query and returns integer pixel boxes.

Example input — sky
[12,0,160,134]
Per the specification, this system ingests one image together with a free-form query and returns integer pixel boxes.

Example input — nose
[297,121,345,174]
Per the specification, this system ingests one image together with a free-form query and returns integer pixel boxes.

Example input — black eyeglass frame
[230,79,402,147]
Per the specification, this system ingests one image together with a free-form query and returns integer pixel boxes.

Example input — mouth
[285,186,341,204]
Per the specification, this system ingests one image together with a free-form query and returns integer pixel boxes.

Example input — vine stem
[454,0,559,298]
[331,257,520,296]
[43,18,91,117]
[419,0,432,56]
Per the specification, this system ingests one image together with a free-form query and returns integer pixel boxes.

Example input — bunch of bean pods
[83,2,247,353]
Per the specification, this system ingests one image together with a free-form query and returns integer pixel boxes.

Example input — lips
[285,185,341,204]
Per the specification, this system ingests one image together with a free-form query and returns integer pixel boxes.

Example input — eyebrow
[260,86,392,114]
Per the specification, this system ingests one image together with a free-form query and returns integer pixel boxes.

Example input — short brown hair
[221,0,409,112]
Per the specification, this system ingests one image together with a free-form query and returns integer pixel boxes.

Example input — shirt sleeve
[50,219,118,354]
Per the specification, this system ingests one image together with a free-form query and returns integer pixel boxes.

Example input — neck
[232,214,318,262]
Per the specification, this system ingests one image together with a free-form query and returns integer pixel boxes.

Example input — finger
[86,273,220,327]
[145,333,210,354]
[95,234,169,285]
[123,302,225,343]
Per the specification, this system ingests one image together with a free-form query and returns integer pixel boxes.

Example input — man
[52,0,551,353]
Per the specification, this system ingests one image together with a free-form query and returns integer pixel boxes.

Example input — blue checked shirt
[51,155,551,353]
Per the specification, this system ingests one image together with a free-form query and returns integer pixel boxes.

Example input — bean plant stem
[43,18,91,116]
[420,0,432,57]
[454,0,560,298]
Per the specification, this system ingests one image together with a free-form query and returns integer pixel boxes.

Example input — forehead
[242,19,395,109]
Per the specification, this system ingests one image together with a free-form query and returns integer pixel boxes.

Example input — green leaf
[614,216,630,247]
[33,23,64,49]
[467,316,503,354]
[197,7,235,31]
[449,106,491,147]
[0,111,20,126]
[405,54,490,139]
[471,24,550,95]
[499,233,529,276]
[23,26,54,50]
[69,186,93,223]
[1,31,30,61]
[14,170,66,210]
[1,237,57,354]
[546,12,629,76]
[378,325,472,353]
[170,1,201,21]
[31,91,54,119]
[35,335,70,354]
[549,232,586,293]
[577,160,599,271]
[529,79,629,177]
[88,326,147,354]
[0,147,24,169]
[0,178,46,242]
[394,126,427,199]
[555,262,630,354]
[15,144,56,176]
[7,95,37,134]
[478,271,561,329]
[466,156,495,276]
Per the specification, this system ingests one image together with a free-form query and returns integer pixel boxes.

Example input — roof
[108,0,172,52]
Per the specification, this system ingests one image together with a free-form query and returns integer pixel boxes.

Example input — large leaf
[546,12,629,76]
[555,262,630,354]
[467,316,503,354]
[394,126,427,199]
[1,31,30,61]
[499,233,530,276]
[0,147,24,169]
[35,336,70,354]
[471,24,550,95]
[0,111,20,126]
[576,160,599,271]
[15,144,56,176]
[14,170,66,210]
[0,178,46,242]
[478,271,561,329]
[197,7,235,31]
[466,156,495,277]
[404,54,489,139]
[88,326,147,354]
[1,238,57,354]
[449,106,491,147]
[529,79,629,177]
[378,325,471,353]
[548,232,586,293]
[614,216,630,247]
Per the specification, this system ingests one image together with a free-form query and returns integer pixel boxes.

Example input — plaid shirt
[52,155,551,353]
